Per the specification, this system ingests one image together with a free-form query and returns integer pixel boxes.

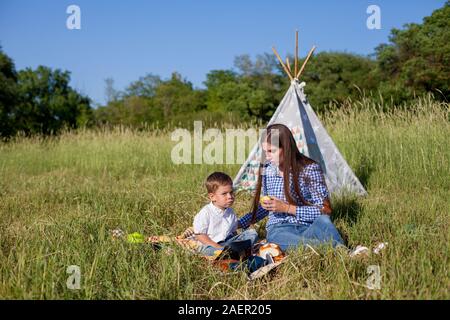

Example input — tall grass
[0,96,448,299]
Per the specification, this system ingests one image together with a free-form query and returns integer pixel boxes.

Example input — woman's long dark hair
[251,123,316,223]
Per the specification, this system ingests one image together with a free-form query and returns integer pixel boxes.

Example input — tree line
[1,2,448,138]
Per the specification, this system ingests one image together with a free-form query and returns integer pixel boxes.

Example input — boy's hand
[195,234,223,248]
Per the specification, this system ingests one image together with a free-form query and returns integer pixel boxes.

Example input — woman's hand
[261,196,294,214]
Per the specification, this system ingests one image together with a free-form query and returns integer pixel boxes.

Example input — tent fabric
[233,80,367,196]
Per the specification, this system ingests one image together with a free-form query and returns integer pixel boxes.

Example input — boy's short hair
[205,172,233,193]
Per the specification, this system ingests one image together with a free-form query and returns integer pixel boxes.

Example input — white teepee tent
[233,32,367,196]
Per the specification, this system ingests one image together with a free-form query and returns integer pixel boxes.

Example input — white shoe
[349,245,370,258]
[373,242,388,255]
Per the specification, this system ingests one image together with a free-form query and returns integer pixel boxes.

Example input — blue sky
[0,0,446,105]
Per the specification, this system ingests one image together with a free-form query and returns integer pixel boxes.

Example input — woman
[237,123,344,251]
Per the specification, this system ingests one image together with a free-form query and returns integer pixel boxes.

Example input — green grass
[0,96,449,299]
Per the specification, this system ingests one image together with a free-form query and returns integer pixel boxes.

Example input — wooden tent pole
[295,30,299,77]
[296,45,316,79]
[286,57,292,74]
[272,47,293,81]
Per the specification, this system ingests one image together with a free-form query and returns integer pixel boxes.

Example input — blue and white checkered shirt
[239,161,329,229]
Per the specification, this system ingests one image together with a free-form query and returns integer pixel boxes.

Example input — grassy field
[0,96,449,299]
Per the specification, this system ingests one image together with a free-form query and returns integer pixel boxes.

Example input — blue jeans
[266,215,344,251]
[197,229,259,256]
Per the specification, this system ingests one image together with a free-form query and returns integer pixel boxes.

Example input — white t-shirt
[193,202,238,243]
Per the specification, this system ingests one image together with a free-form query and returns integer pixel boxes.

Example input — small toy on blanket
[127,232,145,243]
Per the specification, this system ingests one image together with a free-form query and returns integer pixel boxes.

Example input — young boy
[193,172,258,256]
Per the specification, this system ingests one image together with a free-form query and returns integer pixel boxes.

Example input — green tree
[375,1,450,100]
[204,54,284,120]
[94,96,157,127]
[295,52,379,111]
[153,72,205,119]
[0,47,19,138]
[124,73,162,98]
[16,66,92,135]
[104,77,120,104]
[204,70,239,112]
